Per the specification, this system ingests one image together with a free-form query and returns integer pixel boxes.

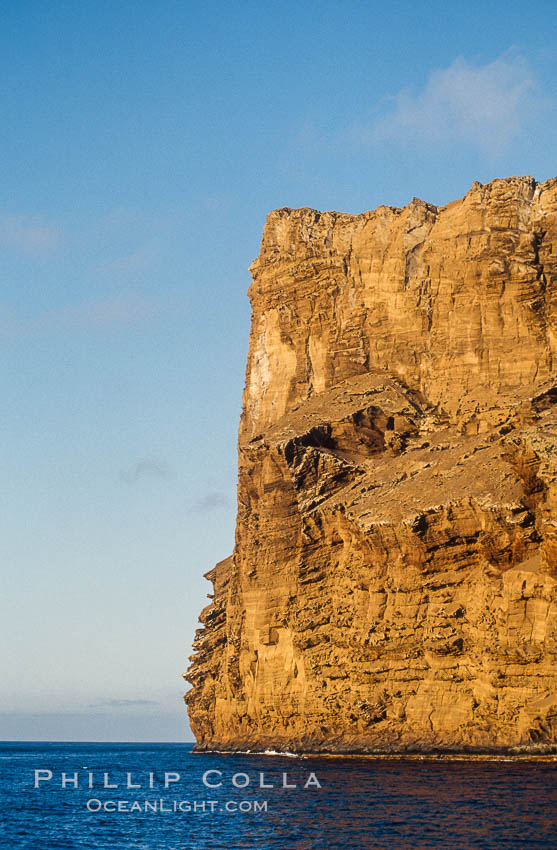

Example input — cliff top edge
[265,174,556,223]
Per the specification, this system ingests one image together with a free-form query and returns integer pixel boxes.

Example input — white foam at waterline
[194,748,303,758]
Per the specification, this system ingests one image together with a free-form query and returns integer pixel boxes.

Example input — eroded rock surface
[185,176,557,753]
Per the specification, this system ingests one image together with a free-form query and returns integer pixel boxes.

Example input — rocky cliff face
[185,176,557,753]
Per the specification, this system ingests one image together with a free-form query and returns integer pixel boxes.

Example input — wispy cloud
[84,206,169,284]
[202,197,224,213]
[0,291,165,341]
[191,491,228,512]
[95,243,160,287]
[88,699,159,708]
[54,292,160,329]
[0,214,63,254]
[0,206,188,343]
[68,292,160,328]
[363,51,549,156]
[120,457,171,485]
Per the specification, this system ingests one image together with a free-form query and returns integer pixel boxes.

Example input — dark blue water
[1,742,556,849]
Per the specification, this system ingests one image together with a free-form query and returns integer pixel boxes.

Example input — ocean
[1,742,556,848]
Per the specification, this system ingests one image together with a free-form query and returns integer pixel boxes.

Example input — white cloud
[366,51,547,155]
[95,243,160,286]
[67,292,160,328]
[88,699,159,708]
[0,291,166,341]
[0,214,63,253]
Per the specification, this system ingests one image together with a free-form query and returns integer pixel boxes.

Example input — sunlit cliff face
[186,176,557,754]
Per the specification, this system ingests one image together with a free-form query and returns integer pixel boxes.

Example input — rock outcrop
[185,176,557,753]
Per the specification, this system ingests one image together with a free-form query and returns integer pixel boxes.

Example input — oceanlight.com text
[85,798,269,814]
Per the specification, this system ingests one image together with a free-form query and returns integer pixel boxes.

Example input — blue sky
[1,0,556,741]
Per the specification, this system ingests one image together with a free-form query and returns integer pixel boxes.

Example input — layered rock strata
[185,176,557,753]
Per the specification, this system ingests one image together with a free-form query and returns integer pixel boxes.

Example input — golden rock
[186,176,557,753]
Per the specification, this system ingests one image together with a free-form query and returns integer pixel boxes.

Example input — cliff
[185,175,557,753]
